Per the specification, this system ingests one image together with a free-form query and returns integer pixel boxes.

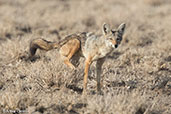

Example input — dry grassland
[0,0,171,114]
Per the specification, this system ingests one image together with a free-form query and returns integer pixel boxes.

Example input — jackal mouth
[111,40,118,48]
[111,40,117,45]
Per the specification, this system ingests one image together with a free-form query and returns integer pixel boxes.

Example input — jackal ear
[118,23,126,35]
[102,23,110,35]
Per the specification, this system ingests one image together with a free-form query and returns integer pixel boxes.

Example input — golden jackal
[29,23,126,94]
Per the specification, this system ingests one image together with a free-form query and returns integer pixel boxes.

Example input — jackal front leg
[96,58,105,94]
[83,57,92,94]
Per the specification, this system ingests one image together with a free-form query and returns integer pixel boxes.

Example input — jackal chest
[93,46,112,60]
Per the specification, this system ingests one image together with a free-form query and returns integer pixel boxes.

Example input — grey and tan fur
[29,23,126,94]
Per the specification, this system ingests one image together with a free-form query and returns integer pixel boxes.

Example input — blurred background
[0,0,171,114]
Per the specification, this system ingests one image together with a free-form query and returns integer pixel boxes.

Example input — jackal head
[103,23,126,48]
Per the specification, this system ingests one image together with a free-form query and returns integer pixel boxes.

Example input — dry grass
[0,0,171,114]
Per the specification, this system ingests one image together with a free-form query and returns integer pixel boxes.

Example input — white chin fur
[112,45,115,48]
[106,40,114,48]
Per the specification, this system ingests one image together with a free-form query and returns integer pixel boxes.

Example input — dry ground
[0,0,171,114]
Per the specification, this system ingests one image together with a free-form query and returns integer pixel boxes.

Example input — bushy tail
[29,38,59,57]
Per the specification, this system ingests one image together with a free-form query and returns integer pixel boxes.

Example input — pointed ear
[102,23,110,35]
[118,23,126,34]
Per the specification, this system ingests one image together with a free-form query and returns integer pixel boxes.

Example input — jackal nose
[115,44,118,48]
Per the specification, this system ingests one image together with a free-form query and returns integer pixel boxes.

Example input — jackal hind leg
[60,39,80,69]
[96,58,105,94]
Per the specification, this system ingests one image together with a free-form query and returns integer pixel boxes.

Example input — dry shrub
[85,91,151,114]
[144,0,168,6]
[0,92,32,111]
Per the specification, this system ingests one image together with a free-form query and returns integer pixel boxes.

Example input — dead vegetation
[0,0,171,114]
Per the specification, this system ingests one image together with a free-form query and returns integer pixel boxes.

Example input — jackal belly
[95,47,112,59]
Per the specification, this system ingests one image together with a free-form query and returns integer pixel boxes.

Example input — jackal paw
[82,90,87,96]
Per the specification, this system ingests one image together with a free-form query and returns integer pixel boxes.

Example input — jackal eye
[109,38,113,40]
[111,30,116,34]
[116,38,120,41]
